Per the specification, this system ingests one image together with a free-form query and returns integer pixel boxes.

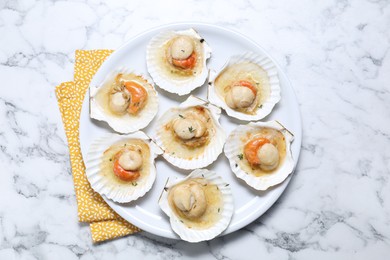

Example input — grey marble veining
[0,0,389,259]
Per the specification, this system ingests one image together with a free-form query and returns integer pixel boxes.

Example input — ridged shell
[85,131,163,203]
[158,169,234,242]
[90,68,159,133]
[146,28,211,96]
[154,96,226,170]
[208,52,281,121]
[224,121,294,190]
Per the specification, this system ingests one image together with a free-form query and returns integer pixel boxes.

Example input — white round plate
[79,22,302,240]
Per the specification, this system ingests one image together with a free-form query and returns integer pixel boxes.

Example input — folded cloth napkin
[56,50,141,243]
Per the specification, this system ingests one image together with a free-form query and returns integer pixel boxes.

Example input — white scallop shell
[154,95,226,170]
[90,68,159,133]
[146,28,212,96]
[158,169,234,243]
[224,121,294,190]
[85,131,163,203]
[208,52,281,121]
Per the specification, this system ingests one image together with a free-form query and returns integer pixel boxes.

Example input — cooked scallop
[85,131,163,203]
[146,28,212,96]
[208,52,281,121]
[90,68,158,133]
[154,95,226,170]
[225,83,257,109]
[159,169,234,242]
[224,121,294,190]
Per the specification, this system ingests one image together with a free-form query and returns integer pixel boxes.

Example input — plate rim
[79,22,303,240]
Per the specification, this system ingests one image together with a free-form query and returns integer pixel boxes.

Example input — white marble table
[1,0,389,259]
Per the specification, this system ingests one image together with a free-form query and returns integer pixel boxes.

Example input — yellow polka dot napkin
[56,50,141,243]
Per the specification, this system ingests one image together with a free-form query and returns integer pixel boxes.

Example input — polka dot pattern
[56,50,140,243]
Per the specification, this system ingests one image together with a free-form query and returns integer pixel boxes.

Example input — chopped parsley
[237,154,243,160]
[218,208,220,213]
[131,182,138,186]
[188,126,195,133]
[179,114,185,119]
[258,104,263,109]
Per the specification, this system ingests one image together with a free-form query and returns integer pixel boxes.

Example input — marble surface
[0,0,389,259]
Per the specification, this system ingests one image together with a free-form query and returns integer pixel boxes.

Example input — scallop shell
[158,169,234,242]
[85,131,163,203]
[224,121,294,190]
[90,68,159,133]
[208,52,281,121]
[146,28,212,96]
[154,95,226,170]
